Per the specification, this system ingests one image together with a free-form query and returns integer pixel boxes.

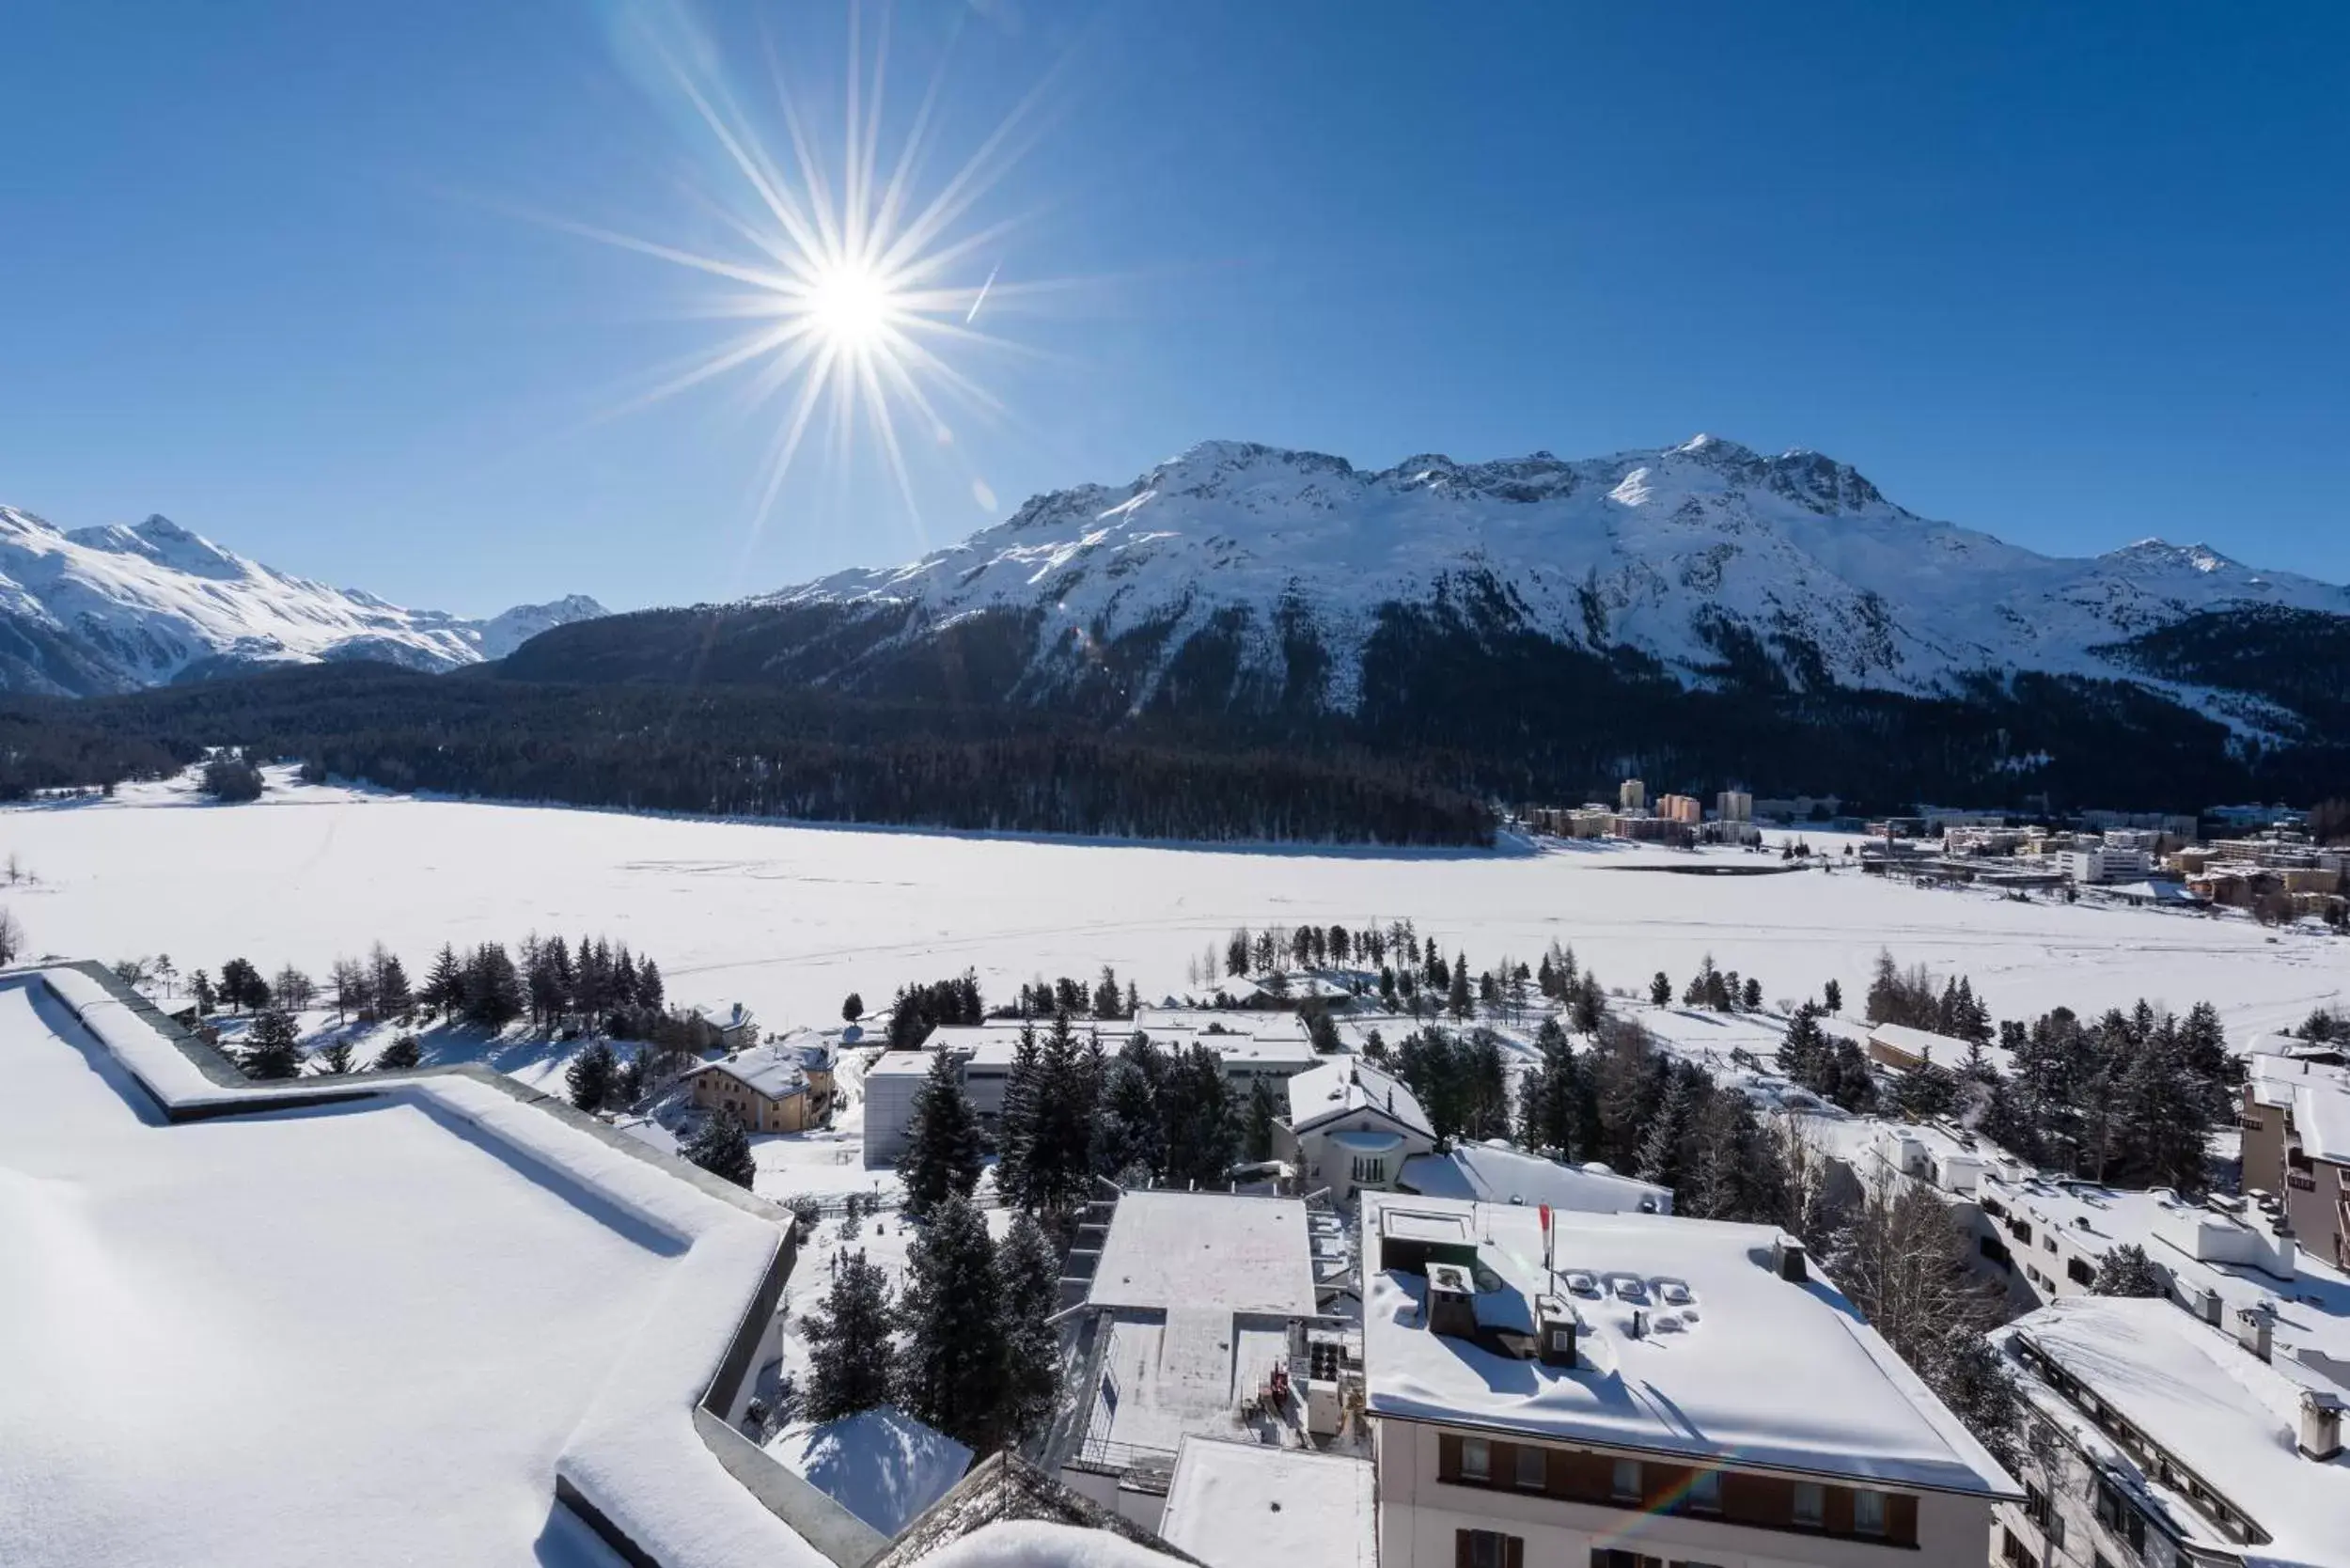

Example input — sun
[804,259,898,352]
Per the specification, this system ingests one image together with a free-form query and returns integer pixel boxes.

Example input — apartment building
[1993,1294,2348,1568]
[687,1033,837,1133]
[1358,1192,2017,1568]
[2240,1049,2350,1271]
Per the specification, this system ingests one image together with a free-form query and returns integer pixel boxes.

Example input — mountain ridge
[0,504,607,697]
[725,434,2345,733]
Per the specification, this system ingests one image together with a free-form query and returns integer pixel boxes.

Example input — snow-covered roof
[1158,1439,1375,1568]
[916,1521,1191,1568]
[767,1406,973,1538]
[1089,1190,1316,1317]
[2000,1296,2350,1568]
[1,963,822,1568]
[2248,1052,2350,1163]
[1358,1192,2017,1496]
[697,1039,810,1099]
[1867,1020,1976,1065]
[893,1013,1319,1077]
[1284,1057,1434,1139]
[1398,1141,1670,1215]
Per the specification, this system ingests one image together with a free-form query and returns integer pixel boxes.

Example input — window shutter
[1825,1485,1856,1535]
[1454,1530,1473,1568]
[1505,1536,1525,1568]
[1888,1493,1919,1546]
[1439,1434,1461,1484]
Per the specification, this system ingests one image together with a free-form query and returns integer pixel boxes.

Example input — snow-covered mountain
[0,505,607,697]
[755,435,2348,727]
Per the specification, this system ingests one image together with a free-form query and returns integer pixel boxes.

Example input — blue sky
[2,1,2343,615]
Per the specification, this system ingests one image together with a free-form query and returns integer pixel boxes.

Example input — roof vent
[1561,1270,1601,1298]
[2300,1389,2345,1461]
[1772,1236,1809,1283]
[2235,1302,2275,1363]
[1426,1262,1479,1341]
[1534,1295,1578,1369]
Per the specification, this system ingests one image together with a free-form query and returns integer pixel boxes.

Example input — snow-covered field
[4,770,2341,1045]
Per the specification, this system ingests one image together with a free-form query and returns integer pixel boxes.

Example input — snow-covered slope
[0,505,606,695]
[767,435,2350,716]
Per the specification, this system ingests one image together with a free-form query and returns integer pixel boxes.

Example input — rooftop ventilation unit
[1772,1236,1809,1283]
[1426,1262,1479,1341]
[1534,1295,1578,1368]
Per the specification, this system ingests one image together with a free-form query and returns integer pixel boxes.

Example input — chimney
[2300,1390,2345,1461]
[1773,1236,1809,1283]
[1425,1263,1479,1341]
[1535,1295,1578,1368]
[2234,1303,2274,1363]
[2199,1287,2224,1327]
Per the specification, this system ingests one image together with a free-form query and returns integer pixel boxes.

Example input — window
[2044,1235,2059,1254]
[1460,1436,1491,1482]
[2068,1256,2095,1286]
[1589,1553,1659,1568]
[1351,1154,1386,1185]
[1793,1482,1825,1529]
[2002,1529,2041,1568]
[1461,1529,1523,1568]
[1515,1444,1546,1491]
[1612,1457,1642,1502]
[1684,1467,1721,1513]
[1854,1488,1888,1537]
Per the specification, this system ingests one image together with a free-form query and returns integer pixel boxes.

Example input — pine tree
[1446,956,1472,1021]
[2091,1243,2167,1297]
[1098,1038,1167,1183]
[1822,977,1843,1014]
[1636,1067,1699,1189]
[242,1008,304,1080]
[377,1033,424,1070]
[684,1109,757,1188]
[1243,1075,1278,1163]
[997,1212,1064,1442]
[1778,1003,1829,1091]
[372,949,413,1019]
[901,1050,983,1216]
[313,1037,356,1075]
[894,1194,1008,1451]
[566,1040,619,1112]
[1650,972,1671,1007]
[995,1024,1044,1209]
[420,944,463,1019]
[804,1249,896,1420]
[635,958,665,1012]
[614,1045,647,1106]
[1160,1043,1239,1187]
[842,992,865,1024]
[1024,1014,1100,1215]
[191,968,216,1015]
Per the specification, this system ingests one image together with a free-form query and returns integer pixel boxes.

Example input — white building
[1972,1171,2299,1309]
[864,1008,1321,1164]
[1358,1191,2018,1568]
[1994,1293,2350,1568]
[1275,1056,1438,1202]
[1056,1191,1330,1531]
[2056,848,2107,885]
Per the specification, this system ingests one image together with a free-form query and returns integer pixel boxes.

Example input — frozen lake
[4,772,2340,1043]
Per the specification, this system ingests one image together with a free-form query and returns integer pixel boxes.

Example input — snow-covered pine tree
[1026,1013,1100,1215]
[1635,1065,1699,1189]
[313,1037,356,1075]
[893,1193,1008,1452]
[241,1008,304,1080]
[900,1050,983,1216]
[804,1247,896,1421]
[376,1033,423,1070]
[684,1109,757,1188]
[1097,1036,1167,1184]
[566,1040,619,1112]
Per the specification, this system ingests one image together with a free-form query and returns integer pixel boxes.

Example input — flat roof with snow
[1398,1141,1670,1215]
[1088,1191,1317,1317]
[0,965,822,1568]
[1358,1191,2016,1496]
[1159,1439,1375,1568]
